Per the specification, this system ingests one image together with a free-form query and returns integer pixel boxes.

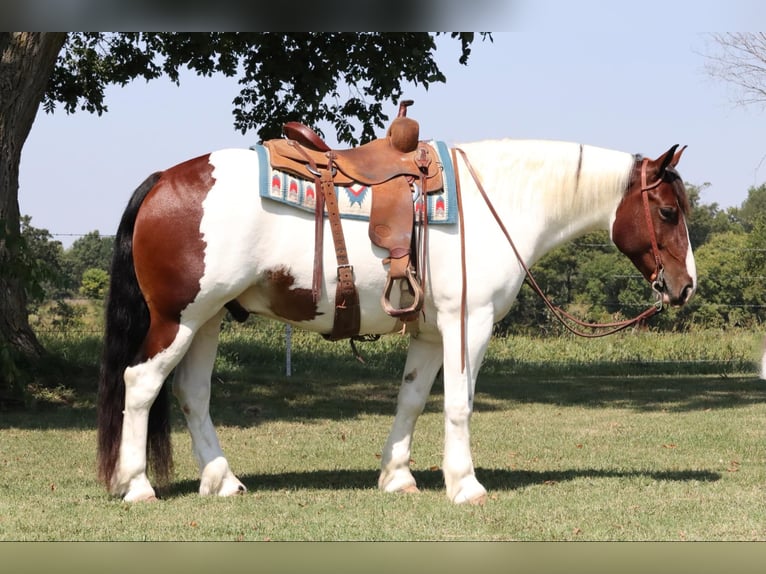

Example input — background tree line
[19,180,766,336]
[498,181,766,335]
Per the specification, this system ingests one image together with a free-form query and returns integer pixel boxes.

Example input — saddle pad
[251,140,457,225]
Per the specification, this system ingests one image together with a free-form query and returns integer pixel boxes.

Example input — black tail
[97,172,173,490]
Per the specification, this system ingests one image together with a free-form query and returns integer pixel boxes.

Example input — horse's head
[611,145,696,307]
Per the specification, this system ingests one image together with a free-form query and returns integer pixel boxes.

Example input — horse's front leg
[440,310,493,505]
[172,311,246,497]
[378,335,443,494]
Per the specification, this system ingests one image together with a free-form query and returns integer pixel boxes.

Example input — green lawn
[1,323,763,541]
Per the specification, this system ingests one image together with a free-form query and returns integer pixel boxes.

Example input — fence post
[285,323,292,377]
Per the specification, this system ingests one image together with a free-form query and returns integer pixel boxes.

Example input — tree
[80,268,110,300]
[1,33,67,403]
[62,231,114,292]
[734,183,766,231]
[705,33,766,108]
[0,32,486,401]
[692,231,765,328]
[19,216,68,302]
[684,183,742,249]
[46,32,485,144]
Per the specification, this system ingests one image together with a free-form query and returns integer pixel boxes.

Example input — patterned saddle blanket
[252,140,457,225]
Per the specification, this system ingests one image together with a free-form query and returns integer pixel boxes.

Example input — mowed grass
[1,320,764,540]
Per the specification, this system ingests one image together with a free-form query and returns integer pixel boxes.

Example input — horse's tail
[97,172,173,490]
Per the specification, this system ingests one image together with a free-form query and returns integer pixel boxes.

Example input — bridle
[639,157,667,297]
[451,148,669,372]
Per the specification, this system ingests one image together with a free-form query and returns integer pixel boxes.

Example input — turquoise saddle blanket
[252,140,457,225]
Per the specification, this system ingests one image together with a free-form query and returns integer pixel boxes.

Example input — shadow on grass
[202,372,766,431]
[159,466,721,499]
[476,373,766,413]
[2,370,763,431]
[4,328,764,430]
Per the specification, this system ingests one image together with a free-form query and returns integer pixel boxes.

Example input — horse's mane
[459,139,635,223]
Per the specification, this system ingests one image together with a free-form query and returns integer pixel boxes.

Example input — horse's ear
[670,144,687,168]
[655,144,679,174]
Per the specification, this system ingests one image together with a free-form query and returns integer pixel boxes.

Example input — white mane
[452,139,635,259]
[456,138,634,226]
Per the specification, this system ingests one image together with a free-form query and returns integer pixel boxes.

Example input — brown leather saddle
[262,100,443,340]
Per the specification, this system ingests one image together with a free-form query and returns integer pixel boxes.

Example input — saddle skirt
[252,141,457,225]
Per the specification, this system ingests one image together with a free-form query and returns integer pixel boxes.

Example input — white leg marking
[440,311,493,504]
[379,336,443,494]
[113,325,195,501]
[173,311,246,496]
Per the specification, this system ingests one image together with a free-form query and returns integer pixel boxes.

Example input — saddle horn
[389,100,419,153]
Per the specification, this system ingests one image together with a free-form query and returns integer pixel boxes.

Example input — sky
[17,4,766,248]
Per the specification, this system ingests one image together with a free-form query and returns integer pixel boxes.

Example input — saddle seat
[266,118,443,192]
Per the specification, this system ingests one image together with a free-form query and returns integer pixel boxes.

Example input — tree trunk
[0,33,67,402]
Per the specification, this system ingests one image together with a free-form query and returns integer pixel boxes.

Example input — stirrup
[381,266,423,319]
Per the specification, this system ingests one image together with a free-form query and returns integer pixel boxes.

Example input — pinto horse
[97,138,696,503]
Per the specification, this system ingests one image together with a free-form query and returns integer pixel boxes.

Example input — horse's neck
[461,139,633,261]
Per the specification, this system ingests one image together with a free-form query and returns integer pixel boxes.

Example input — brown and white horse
[97,138,696,503]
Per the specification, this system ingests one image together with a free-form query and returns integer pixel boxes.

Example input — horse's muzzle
[662,281,695,307]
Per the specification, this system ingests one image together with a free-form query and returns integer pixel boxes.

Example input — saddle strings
[452,147,663,358]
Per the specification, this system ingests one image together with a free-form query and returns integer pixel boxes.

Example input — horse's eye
[659,206,678,222]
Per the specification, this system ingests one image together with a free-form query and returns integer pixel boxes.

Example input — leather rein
[451,148,666,371]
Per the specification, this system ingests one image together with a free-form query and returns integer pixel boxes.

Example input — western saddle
[263,100,443,340]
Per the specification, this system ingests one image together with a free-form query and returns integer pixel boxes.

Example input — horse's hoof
[449,479,487,505]
[124,493,158,503]
[468,493,487,506]
[400,484,420,494]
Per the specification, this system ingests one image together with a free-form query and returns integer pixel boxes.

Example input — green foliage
[745,212,766,277]
[61,231,113,291]
[2,216,67,303]
[45,32,489,145]
[735,183,766,231]
[79,267,109,299]
[685,183,743,248]
[692,231,766,328]
[50,300,87,330]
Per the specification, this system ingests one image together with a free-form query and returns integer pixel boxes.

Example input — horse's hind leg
[378,335,443,494]
[172,310,246,496]
[114,320,196,501]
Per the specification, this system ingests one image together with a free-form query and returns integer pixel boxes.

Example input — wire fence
[51,234,766,250]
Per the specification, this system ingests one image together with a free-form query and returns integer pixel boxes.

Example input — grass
[0,319,764,540]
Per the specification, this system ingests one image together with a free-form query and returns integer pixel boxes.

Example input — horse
[97,136,696,503]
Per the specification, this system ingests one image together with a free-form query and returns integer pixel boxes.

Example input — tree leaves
[44,33,487,145]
